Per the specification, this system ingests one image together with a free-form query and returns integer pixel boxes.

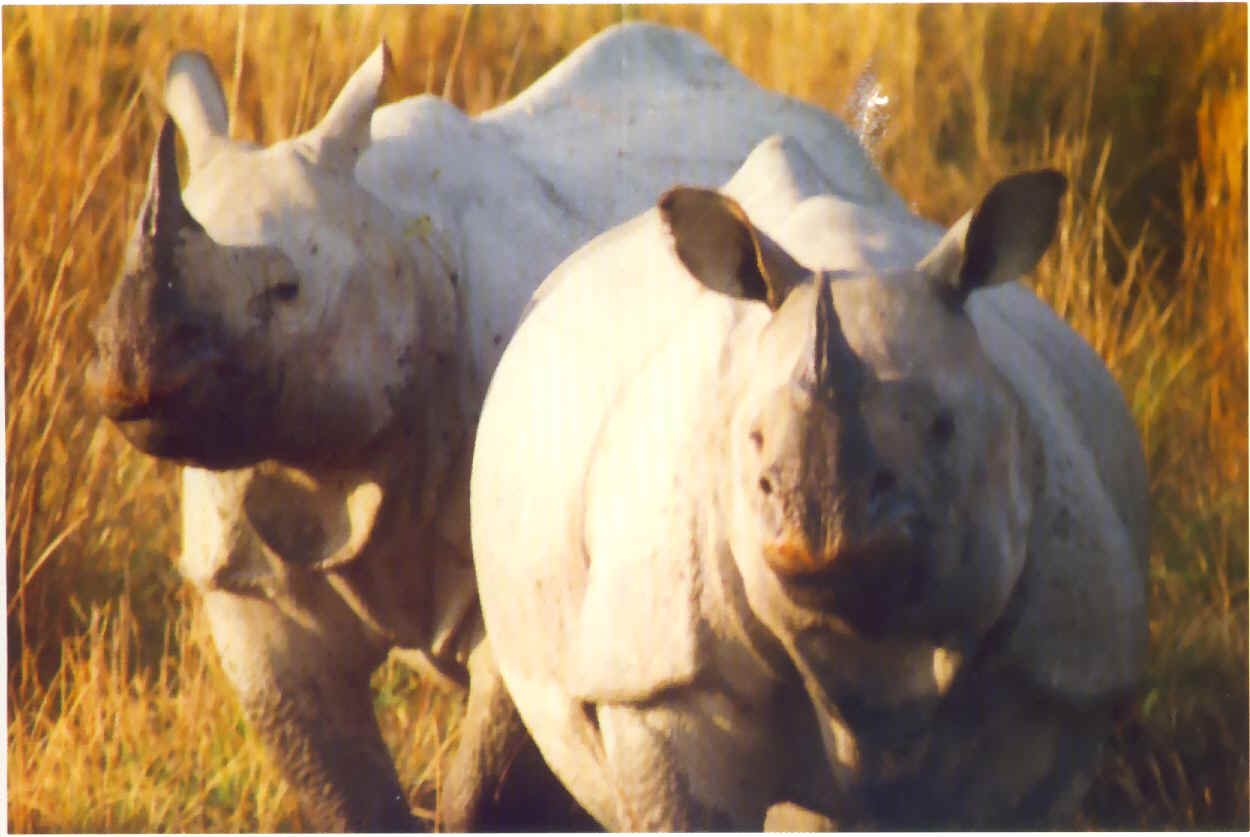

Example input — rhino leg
[861,666,1113,829]
[201,587,419,832]
[592,701,747,830]
[439,639,597,831]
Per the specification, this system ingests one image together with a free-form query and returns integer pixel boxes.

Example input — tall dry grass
[6,5,1246,831]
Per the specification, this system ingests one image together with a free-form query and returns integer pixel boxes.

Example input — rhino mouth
[87,343,220,420]
[87,347,274,470]
[113,414,266,470]
[768,516,935,639]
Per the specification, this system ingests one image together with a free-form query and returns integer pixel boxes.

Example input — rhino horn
[136,116,204,251]
[812,275,864,408]
[87,118,213,421]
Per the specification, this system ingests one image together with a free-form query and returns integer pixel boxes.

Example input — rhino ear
[164,51,230,174]
[660,187,810,310]
[918,170,1066,306]
[302,42,391,172]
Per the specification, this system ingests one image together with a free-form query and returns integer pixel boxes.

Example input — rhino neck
[318,339,479,670]
[179,343,480,682]
[277,210,477,666]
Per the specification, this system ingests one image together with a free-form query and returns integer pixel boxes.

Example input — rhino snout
[87,311,223,421]
[768,482,934,637]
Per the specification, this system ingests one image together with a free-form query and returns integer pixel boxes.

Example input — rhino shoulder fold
[566,439,710,705]
[563,304,738,704]
[566,535,706,704]
[997,445,1149,705]
[966,286,1149,705]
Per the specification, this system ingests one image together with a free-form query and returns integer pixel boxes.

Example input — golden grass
[5,5,1246,831]
[9,596,302,831]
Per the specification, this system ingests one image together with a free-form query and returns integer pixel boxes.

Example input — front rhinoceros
[470,136,1149,829]
[85,23,898,831]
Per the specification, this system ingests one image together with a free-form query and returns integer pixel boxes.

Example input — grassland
[5,4,1246,831]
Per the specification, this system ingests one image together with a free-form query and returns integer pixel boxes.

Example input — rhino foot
[439,640,597,832]
[202,587,421,832]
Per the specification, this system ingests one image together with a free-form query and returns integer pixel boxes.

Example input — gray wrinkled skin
[470,137,1148,829]
[87,24,898,831]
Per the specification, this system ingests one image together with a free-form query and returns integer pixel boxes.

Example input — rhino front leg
[859,666,1114,829]
[201,587,419,832]
[439,639,597,831]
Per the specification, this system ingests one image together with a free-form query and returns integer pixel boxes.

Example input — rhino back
[481,22,901,231]
[359,96,599,396]
[357,25,898,394]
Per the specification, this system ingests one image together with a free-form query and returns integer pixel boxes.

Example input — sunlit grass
[6,5,1245,831]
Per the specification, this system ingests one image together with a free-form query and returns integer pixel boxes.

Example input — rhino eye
[930,410,955,446]
[749,429,764,450]
[271,281,300,302]
[758,475,773,495]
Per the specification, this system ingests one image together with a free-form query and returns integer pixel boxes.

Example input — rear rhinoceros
[85,22,897,831]
[469,135,1149,829]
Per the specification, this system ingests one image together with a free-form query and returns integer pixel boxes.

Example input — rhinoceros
[85,22,900,831]
[469,135,1149,829]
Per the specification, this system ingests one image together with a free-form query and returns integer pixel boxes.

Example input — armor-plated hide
[86,24,900,830]
[470,138,1148,829]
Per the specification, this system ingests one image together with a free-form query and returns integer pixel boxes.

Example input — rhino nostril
[870,467,896,500]
[165,320,221,367]
[901,559,928,605]
[868,478,921,534]
[758,475,773,496]
[170,320,206,348]
[930,409,956,446]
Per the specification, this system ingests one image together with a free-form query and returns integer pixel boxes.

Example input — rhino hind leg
[439,640,598,832]
[201,587,420,832]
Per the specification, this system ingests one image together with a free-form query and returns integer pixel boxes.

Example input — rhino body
[470,136,1148,829]
[87,23,893,830]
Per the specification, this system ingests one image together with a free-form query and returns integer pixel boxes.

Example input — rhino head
[662,170,1064,771]
[87,45,457,471]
